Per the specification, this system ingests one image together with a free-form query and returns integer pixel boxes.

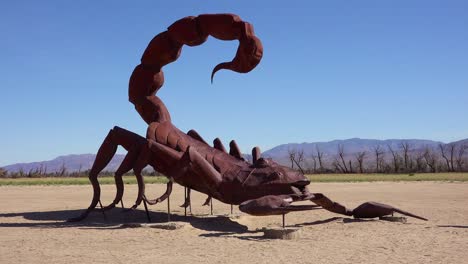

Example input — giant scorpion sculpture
[69,14,427,223]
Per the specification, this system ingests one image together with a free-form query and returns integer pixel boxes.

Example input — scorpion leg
[145,179,173,205]
[179,188,212,207]
[179,146,223,195]
[142,139,182,205]
[183,129,212,207]
[130,143,153,210]
[202,196,212,206]
[180,187,191,208]
[68,127,145,222]
[102,144,144,211]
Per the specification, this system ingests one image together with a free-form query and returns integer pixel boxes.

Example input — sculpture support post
[98,200,107,221]
[143,199,151,223]
[210,198,213,215]
[282,213,285,229]
[167,195,171,222]
[184,187,187,217]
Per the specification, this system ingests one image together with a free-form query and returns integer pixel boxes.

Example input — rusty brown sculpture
[68,14,427,223]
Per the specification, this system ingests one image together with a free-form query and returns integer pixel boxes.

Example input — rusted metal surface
[68,14,427,223]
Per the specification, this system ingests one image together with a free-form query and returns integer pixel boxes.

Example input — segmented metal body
[146,121,271,205]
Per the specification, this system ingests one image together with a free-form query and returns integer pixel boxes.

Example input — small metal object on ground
[120,222,189,230]
[379,216,407,223]
[120,223,142,228]
[261,227,302,240]
[146,222,188,230]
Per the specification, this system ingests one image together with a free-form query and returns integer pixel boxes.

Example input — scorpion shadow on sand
[0,208,251,234]
[0,208,350,240]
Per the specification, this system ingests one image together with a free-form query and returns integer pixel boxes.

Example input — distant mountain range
[262,138,445,166]
[3,138,467,173]
[3,154,127,174]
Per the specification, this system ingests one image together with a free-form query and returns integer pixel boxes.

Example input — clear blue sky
[1,0,467,166]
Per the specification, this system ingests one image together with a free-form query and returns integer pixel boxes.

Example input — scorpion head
[243,158,310,197]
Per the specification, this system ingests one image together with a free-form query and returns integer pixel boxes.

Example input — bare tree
[439,144,450,171]
[355,151,366,173]
[332,159,345,173]
[387,145,401,173]
[0,168,7,178]
[423,147,437,173]
[455,144,467,171]
[310,154,318,173]
[315,146,324,172]
[287,148,297,169]
[348,160,354,173]
[400,142,413,171]
[439,144,455,172]
[337,144,349,173]
[415,153,426,172]
[58,162,67,177]
[373,145,385,173]
[287,148,306,173]
[294,149,306,173]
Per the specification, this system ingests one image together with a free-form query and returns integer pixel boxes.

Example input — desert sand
[1,182,467,264]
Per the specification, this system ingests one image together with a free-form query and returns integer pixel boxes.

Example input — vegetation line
[306,173,468,182]
[1,173,467,186]
[0,176,168,186]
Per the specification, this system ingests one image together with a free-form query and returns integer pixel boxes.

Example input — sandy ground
[1,182,467,264]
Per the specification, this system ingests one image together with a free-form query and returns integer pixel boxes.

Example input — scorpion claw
[310,194,427,221]
[352,202,428,221]
[239,195,321,216]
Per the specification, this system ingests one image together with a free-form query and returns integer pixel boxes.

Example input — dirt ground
[1,182,467,264]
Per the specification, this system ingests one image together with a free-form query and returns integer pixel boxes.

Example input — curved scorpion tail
[129,14,263,105]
